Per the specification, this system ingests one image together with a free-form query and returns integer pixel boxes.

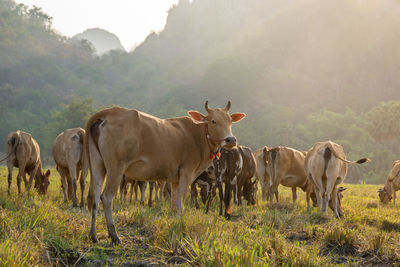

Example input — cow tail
[268,147,279,190]
[326,141,370,164]
[0,133,20,162]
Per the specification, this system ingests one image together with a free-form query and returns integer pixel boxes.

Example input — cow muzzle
[222,136,237,149]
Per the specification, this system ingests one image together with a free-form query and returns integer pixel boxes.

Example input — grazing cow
[255,146,270,201]
[119,175,147,204]
[304,141,369,217]
[53,128,88,208]
[237,146,257,205]
[2,130,50,194]
[85,101,245,244]
[190,166,216,211]
[212,147,242,219]
[266,146,312,207]
[378,160,400,204]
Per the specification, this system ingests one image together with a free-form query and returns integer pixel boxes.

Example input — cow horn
[205,101,210,113]
[224,101,231,111]
[338,187,347,192]
[378,188,384,193]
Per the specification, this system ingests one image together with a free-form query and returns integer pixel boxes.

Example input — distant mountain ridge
[73,28,125,55]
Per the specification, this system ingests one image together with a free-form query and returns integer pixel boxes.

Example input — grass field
[0,166,399,266]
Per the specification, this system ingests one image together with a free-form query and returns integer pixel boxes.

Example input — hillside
[73,28,125,55]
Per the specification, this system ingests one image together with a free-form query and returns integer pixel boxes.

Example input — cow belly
[280,176,303,188]
[125,159,178,183]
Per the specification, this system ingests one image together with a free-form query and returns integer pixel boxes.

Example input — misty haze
[1,0,400,265]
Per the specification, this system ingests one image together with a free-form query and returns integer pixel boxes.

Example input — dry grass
[0,166,399,266]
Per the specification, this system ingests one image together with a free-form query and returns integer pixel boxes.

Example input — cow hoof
[89,233,98,243]
[225,214,231,220]
[72,203,79,208]
[111,236,121,245]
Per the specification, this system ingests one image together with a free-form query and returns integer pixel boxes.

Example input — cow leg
[159,182,165,202]
[217,177,224,216]
[175,175,191,216]
[140,182,147,205]
[171,182,179,215]
[310,172,324,213]
[134,182,139,201]
[292,187,297,205]
[101,168,124,245]
[119,176,126,201]
[330,186,341,218]
[88,153,106,244]
[237,179,243,206]
[27,163,39,192]
[79,170,86,209]
[58,167,69,203]
[129,183,134,203]
[191,183,200,209]
[224,181,232,220]
[155,182,159,201]
[7,163,13,195]
[393,190,396,205]
[148,182,154,207]
[205,182,215,214]
[233,182,238,205]
[17,161,27,194]
[67,163,78,207]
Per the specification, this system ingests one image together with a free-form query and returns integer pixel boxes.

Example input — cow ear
[188,111,207,123]
[45,169,51,177]
[231,113,246,123]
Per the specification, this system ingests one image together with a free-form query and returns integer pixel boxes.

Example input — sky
[15,0,179,51]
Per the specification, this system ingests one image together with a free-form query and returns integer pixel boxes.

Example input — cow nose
[225,136,236,145]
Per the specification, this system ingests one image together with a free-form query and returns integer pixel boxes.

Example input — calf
[266,146,312,208]
[305,141,369,217]
[378,160,400,204]
[237,146,257,205]
[53,128,88,208]
[213,147,242,219]
[3,130,50,195]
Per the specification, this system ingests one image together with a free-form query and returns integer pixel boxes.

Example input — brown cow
[3,130,50,194]
[304,141,369,217]
[267,146,312,208]
[53,128,88,208]
[378,160,400,204]
[255,146,270,201]
[85,101,245,244]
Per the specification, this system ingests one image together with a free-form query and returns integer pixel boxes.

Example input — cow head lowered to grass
[85,101,245,244]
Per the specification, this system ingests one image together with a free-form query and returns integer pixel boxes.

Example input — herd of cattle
[1,101,398,245]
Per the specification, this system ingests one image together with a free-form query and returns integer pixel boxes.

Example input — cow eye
[211,120,216,124]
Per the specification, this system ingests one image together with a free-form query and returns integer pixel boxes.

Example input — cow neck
[384,181,393,195]
[204,123,221,159]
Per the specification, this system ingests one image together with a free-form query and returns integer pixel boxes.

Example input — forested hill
[1,0,400,183]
